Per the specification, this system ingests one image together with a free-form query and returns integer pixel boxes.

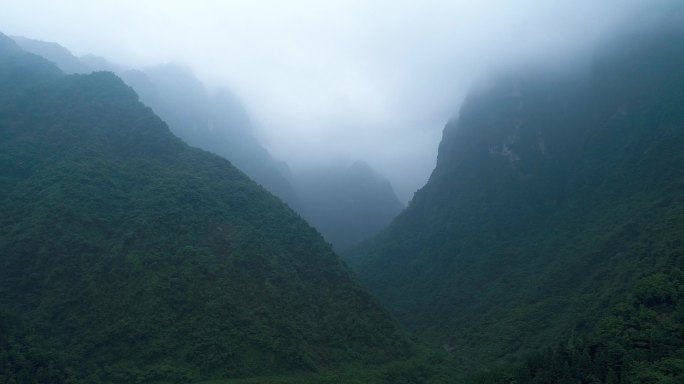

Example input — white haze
[0,0,674,201]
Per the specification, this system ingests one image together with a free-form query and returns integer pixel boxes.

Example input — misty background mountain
[293,161,404,250]
[12,35,403,249]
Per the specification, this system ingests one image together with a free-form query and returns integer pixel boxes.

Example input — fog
[0,0,674,201]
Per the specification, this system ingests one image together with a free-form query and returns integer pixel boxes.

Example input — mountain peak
[12,35,91,74]
[0,32,23,57]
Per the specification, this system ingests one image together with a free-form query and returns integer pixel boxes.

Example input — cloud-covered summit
[1,0,676,201]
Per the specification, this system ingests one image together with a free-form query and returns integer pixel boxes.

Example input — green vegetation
[468,268,684,383]
[0,33,410,383]
[348,27,684,379]
[3,19,684,384]
[0,308,73,384]
[118,64,301,209]
[11,36,300,209]
[13,35,409,257]
[195,346,458,384]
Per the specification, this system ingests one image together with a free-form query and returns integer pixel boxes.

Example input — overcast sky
[0,0,674,201]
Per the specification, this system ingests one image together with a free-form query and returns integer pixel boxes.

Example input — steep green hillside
[12,37,300,209]
[0,307,73,383]
[118,64,301,209]
[468,268,684,383]
[12,36,409,250]
[0,33,410,383]
[348,26,684,375]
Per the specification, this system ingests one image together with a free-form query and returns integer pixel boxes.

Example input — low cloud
[1,0,673,201]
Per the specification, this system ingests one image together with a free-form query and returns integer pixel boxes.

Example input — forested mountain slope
[12,36,407,247]
[0,32,410,383]
[348,26,684,376]
[12,36,300,208]
[118,64,301,209]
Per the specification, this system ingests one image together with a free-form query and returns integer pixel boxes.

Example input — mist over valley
[1,1,683,383]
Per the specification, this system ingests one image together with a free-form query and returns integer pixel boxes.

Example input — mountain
[11,36,91,74]
[293,161,403,251]
[119,64,300,209]
[12,37,300,209]
[347,25,684,378]
[12,36,412,245]
[0,32,410,383]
